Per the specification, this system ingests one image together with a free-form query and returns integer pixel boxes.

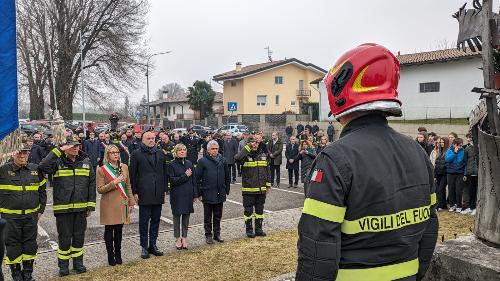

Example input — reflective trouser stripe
[22,254,36,261]
[336,258,419,281]
[265,182,271,187]
[243,214,253,221]
[254,213,264,219]
[4,255,22,265]
[58,248,72,260]
[71,247,84,258]
[302,198,346,223]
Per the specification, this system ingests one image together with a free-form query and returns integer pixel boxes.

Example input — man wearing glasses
[39,136,96,276]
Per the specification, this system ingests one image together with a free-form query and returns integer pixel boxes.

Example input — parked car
[20,123,38,135]
[172,128,188,135]
[218,124,249,136]
[191,125,209,137]
[94,123,111,134]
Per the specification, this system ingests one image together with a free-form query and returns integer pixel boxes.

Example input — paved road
[35,154,305,253]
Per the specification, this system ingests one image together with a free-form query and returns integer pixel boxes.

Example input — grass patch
[54,212,473,281]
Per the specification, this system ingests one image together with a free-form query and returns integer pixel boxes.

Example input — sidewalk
[9,207,302,280]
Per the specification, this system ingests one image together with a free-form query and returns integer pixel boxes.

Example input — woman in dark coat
[167,143,198,250]
[296,140,317,184]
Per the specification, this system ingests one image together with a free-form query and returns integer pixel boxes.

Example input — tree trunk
[29,89,44,120]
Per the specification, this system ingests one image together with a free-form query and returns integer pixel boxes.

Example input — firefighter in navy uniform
[0,144,46,281]
[38,136,96,277]
[296,44,438,281]
[234,136,271,238]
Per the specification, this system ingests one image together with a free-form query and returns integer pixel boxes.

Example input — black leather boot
[9,264,22,281]
[57,260,70,277]
[255,218,267,237]
[22,260,34,281]
[73,256,87,274]
[105,234,116,266]
[114,228,123,265]
[245,220,255,238]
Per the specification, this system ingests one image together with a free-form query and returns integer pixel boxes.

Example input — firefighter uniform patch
[82,164,90,169]
[31,171,38,176]
[310,169,324,183]
[8,171,16,177]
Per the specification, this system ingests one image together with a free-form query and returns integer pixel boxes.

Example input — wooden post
[482,0,500,135]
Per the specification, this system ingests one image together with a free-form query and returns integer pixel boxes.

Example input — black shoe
[255,218,267,237]
[114,250,122,265]
[141,247,150,259]
[213,235,224,243]
[9,264,23,281]
[73,257,87,274]
[57,260,70,277]
[294,183,298,188]
[231,180,236,184]
[205,236,214,244]
[105,237,116,266]
[22,260,35,281]
[148,245,164,256]
[245,220,255,238]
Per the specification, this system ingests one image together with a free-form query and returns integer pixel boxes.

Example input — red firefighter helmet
[324,43,402,119]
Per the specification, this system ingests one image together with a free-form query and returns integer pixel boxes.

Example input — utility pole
[146,51,171,124]
[482,0,500,135]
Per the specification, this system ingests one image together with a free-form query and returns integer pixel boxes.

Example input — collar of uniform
[340,113,388,139]
[10,162,27,172]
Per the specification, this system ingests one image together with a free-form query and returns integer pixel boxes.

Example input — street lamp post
[146,51,171,124]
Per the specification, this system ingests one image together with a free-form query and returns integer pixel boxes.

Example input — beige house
[213,58,326,115]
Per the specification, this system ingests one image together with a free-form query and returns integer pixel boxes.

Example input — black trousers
[104,224,123,252]
[173,214,190,238]
[242,194,266,221]
[56,212,87,261]
[138,204,162,248]
[435,174,448,209]
[203,203,223,237]
[465,176,478,209]
[270,165,281,185]
[288,168,299,185]
[226,164,236,181]
[328,135,334,142]
[447,174,464,208]
[4,216,37,265]
[237,163,242,176]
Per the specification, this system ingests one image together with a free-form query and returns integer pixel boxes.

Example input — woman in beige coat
[96,144,135,266]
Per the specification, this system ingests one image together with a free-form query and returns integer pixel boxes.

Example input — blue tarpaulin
[0,0,19,141]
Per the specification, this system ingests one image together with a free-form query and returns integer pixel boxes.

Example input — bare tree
[155,82,185,100]
[16,0,149,120]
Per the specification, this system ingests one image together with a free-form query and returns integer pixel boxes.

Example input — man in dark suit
[83,131,100,171]
[267,132,283,187]
[285,136,300,188]
[129,131,169,259]
[222,132,238,183]
[181,130,200,165]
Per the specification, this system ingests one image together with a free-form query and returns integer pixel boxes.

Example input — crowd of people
[415,127,478,215]
[0,119,338,280]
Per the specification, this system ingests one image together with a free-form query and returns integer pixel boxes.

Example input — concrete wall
[319,57,483,121]
[223,63,324,115]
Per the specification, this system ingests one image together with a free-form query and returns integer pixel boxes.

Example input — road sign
[135,111,141,120]
[228,102,237,112]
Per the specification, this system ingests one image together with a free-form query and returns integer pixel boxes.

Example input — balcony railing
[296,89,311,97]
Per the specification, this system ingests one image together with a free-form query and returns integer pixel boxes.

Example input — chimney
[397,51,401,56]
[235,62,242,72]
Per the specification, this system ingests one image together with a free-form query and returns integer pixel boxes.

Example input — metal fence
[388,106,474,123]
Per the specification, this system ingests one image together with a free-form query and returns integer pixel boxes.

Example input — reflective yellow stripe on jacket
[0,204,40,215]
[54,169,89,178]
[0,179,46,192]
[53,202,96,211]
[242,160,268,167]
[242,186,267,193]
[336,258,419,281]
[302,198,346,223]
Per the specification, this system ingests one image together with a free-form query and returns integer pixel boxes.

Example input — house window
[230,81,237,87]
[419,82,440,93]
[257,95,267,106]
[167,106,171,116]
[275,95,280,105]
[290,100,297,106]
[275,76,283,84]
[173,106,176,115]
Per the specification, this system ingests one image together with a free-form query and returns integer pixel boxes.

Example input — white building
[317,48,483,121]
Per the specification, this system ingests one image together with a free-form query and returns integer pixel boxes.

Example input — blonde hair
[103,144,120,165]
[172,143,187,157]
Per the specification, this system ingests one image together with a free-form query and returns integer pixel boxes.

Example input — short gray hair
[207,140,219,149]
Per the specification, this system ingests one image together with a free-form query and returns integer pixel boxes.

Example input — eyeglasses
[109,151,119,155]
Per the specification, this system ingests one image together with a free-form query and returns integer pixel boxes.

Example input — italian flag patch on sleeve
[310,169,324,183]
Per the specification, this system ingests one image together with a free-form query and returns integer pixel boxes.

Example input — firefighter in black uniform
[0,144,46,281]
[39,136,96,277]
[296,43,438,281]
[235,136,271,238]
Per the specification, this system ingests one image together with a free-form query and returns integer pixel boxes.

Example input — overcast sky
[132,0,488,103]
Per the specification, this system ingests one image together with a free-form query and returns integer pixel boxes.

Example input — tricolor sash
[100,163,130,223]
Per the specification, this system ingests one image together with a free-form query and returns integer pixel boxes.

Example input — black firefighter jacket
[235,145,271,195]
[0,162,47,218]
[296,114,438,281]
[39,148,96,214]
[129,143,169,206]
